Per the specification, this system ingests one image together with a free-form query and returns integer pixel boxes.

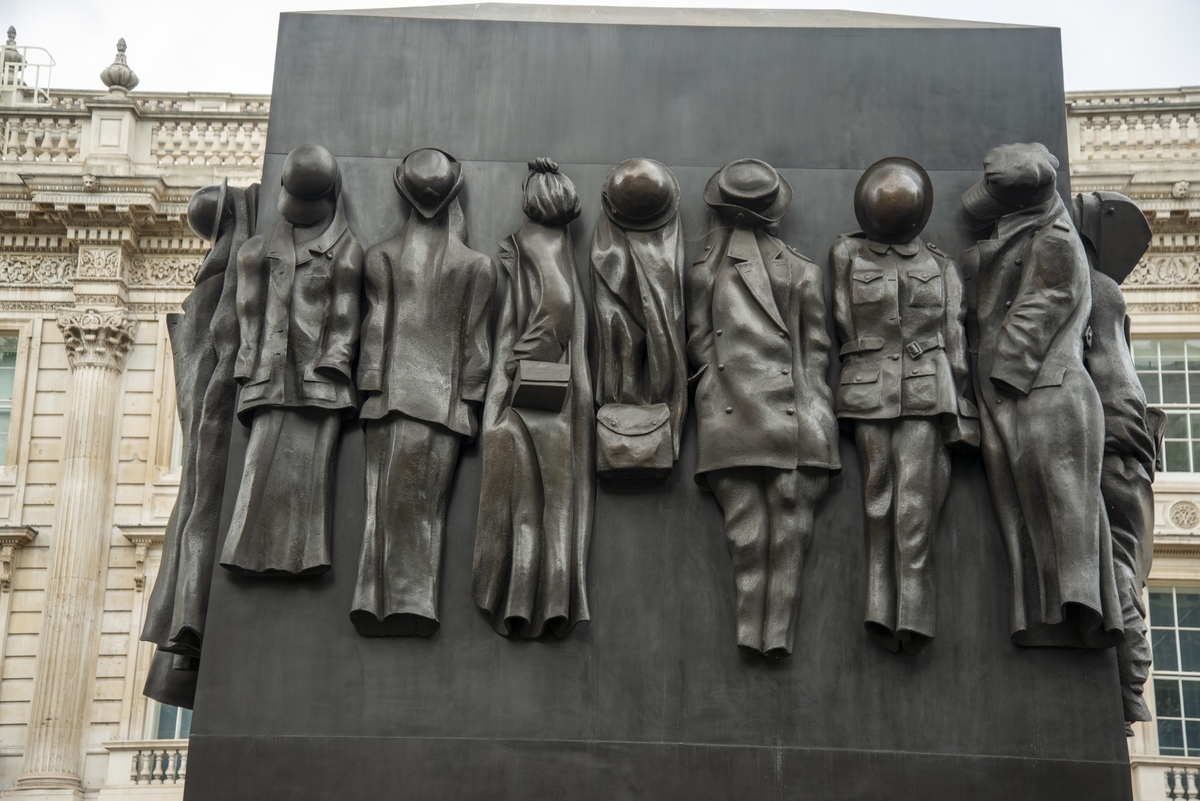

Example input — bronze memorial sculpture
[220,144,363,577]
[351,148,496,637]
[141,180,258,709]
[686,158,840,657]
[830,157,978,655]
[590,158,687,479]
[962,142,1122,648]
[472,158,595,638]
[1072,190,1164,729]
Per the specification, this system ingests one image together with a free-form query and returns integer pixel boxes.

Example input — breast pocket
[838,368,882,413]
[851,269,886,304]
[906,269,944,308]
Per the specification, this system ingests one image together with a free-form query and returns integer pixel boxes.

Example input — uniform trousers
[708,466,829,657]
[854,417,950,654]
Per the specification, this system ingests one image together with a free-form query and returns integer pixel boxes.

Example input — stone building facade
[0,27,1195,801]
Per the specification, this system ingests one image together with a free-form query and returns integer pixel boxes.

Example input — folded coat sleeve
[685,246,718,376]
[356,245,390,393]
[990,231,1085,396]
[798,258,833,416]
[315,241,364,384]
[460,255,498,403]
[940,252,981,448]
[828,237,856,357]
[233,235,268,382]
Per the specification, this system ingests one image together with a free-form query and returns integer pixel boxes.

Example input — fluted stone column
[15,308,135,794]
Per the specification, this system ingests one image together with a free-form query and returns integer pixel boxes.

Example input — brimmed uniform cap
[962,142,1060,221]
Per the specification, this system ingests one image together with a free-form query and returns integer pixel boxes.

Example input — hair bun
[528,157,560,175]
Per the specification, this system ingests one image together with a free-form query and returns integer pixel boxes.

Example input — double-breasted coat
[964,197,1121,648]
[233,204,362,423]
[830,234,976,432]
[686,225,841,481]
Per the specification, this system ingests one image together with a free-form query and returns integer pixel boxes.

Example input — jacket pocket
[902,360,939,412]
[239,376,273,403]
[302,379,337,402]
[838,368,882,412]
[906,268,944,308]
[851,268,886,304]
[596,403,674,479]
[1031,362,1067,390]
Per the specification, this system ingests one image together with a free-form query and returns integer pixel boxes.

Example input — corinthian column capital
[55,307,137,372]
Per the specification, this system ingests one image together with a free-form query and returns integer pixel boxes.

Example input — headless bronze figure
[830,158,978,654]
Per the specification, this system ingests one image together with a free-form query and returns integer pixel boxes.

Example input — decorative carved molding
[1171,501,1200,531]
[116,526,164,591]
[1126,254,1200,287]
[0,526,37,592]
[76,246,123,279]
[56,307,137,372]
[1127,302,1200,315]
[0,254,76,286]
[127,255,199,288]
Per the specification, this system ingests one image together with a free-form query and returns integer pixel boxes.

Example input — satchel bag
[596,402,673,479]
[511,360,571,412]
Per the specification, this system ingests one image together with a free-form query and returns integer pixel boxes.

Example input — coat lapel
[727,227,786,331]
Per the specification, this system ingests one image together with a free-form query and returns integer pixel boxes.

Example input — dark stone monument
[183,6,1134,800]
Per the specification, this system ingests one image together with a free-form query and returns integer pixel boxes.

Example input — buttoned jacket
[234,206,363,423]
[685,225,840,480]
[830,233,976,431]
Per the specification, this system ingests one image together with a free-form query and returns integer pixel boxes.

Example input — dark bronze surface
[473,158,594,638]
[963,142,1121,649]
[351,147,496,637]
[140,181,258,709]
[1074,191,1159,725]
[831,157,977,655]
[687,158,839,656]
[185,9,1132,800]
[220,144,363,577]
[592,158,687,478]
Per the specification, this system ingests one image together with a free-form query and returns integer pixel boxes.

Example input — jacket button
[786,407,795,415]
[326,252,333,259]
[1015,258,1023,266]
[1006,301,1012,308]
[855,375,864,382]
[889,354,899,360]
[996,398,1002,405]
[779,331,787,338]
[725,406,733,414]
[781,368,789,375]
[716,329,722,336]
[911,369,919,375]
[718,364,725,370]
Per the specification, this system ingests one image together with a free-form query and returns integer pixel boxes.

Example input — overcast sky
[6,0,1198,94]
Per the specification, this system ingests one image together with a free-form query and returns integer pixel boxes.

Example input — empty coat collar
[866,240,920,257]
[725,227,786,331]
[295,203,349,266]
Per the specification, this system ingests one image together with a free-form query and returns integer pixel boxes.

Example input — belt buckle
[905,341,924,358]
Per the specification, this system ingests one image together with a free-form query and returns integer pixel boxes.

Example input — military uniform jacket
[234,204,363,424]
[830,233,976,428]
[685,225,840,480]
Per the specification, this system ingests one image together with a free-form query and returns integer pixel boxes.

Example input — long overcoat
[686,225,840,482]
[965,197,1121,648]
[233,203,362,422]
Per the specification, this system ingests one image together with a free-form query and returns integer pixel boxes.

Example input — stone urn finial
[6,27,15,46]
[99,37,139,91]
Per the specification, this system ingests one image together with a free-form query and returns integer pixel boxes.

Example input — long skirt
[351,413,462,637]
[220,407,340,576]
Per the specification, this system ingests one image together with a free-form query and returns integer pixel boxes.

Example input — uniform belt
[905,333,945,358]
[839,337,884,358]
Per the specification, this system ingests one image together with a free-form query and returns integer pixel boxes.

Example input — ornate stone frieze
[55,307,137,371]
[0,254,75,286]
[1127,302,1200,314]
[76,246,123,279]
[127,254,200,287]
[1170,501,1200,531]
[1124,254,1200,287]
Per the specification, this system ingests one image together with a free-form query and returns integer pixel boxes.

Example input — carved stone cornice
[1125,253,1200,287]
[0,526,36,592]
[127,254,199,287]
[55,307,137,372]
[116,525,164,591]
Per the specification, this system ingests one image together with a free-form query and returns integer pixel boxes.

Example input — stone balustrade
[1130,757,1200,801]
[1067,88,1200,165]
[98,740,187,799]
[0,89,270,171]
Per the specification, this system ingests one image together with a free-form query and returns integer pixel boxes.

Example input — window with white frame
[1150,586,1200,755]
[0,334,18,462]
[149,701,192,740]
[1133,339,1200,472]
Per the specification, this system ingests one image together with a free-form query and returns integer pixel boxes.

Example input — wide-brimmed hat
[394,148,464,219]
[854,157,933,245]
[962,142,1060,221]
[278,144,339,226]
[186,178,228,242]
[704,158,792,227]
[602,158,680,231]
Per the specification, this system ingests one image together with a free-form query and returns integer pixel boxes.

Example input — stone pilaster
[15,308,135,794]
